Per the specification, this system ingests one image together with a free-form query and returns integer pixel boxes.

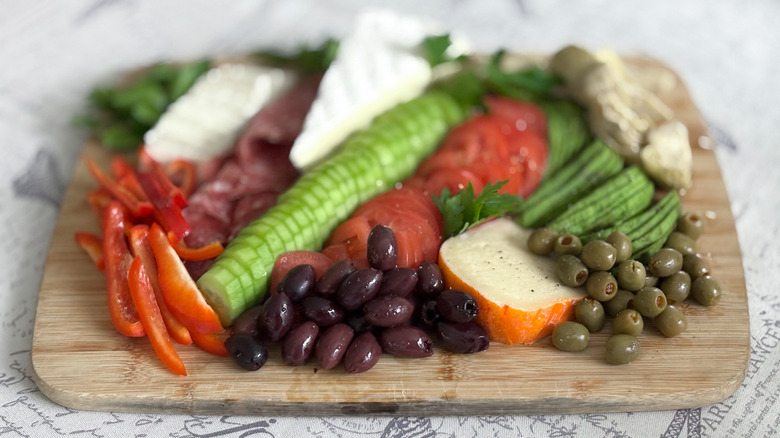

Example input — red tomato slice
[321,244,351,264]
[353,188,443,238]
[270,250,334,294]
[425,167,485,198]
[356,202,440,265]
[439,115,511,163]
[484,95,548,137]
[392,227,423,269]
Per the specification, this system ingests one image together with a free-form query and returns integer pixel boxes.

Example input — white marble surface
[2,1,779,436]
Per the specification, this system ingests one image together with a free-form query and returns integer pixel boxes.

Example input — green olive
[613,309,644,336]
[554,234,583,256]
[660,271,691,304]
[665,231,697,256]
[647,248,683,277]
[677,211,706,240]
[683,253,711,279]
[644,274,659,288]
[581,240,617,271]
[616,260,646,292]
[552,321,590,352]
[605,334,640,365]
[691,275,722,306]
[603,289,635,317]
[654,304,688,337]
[555,255,589,287]
[575,298,605,332]
[633,286,667,318]
[527,228,558,255]
[586,271,618,302]
[606,231,632,263]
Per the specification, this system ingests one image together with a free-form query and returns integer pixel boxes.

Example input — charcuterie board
[30,56,749,416]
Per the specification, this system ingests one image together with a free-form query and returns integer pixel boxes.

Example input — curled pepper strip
[128,256,188,376]
[87,159,153,218]
[102,201,145,337]
[74,231,105,271]
[139,147,188,208]
[167,231,224,261]
[166,160,197,199]
[129,225,193,346]
[137,171,191,241]
[148,223,223,335]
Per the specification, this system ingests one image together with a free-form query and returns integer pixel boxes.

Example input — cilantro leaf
[255,39,340,73]
[433,181,524,239]
[486,50,562,102]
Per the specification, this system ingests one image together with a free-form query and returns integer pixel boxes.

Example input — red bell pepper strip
[148,223,224,334]
[190,331,229,357]
[74,231,105,271]
[103,201,145,337]
[87,159,153,218]
[87,189,113,221]
[137,171,191,241]
[129,225,193,346]
[166,159,197,199]
[128,256,188,376]
[139,147,188,208]
[166,231,224,261]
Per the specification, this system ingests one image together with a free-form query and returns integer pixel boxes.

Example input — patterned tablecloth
[2,1,779,436]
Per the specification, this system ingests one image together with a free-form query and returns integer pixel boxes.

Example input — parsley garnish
[433,181,524,239]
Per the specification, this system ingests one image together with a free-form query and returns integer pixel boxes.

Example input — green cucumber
[581,191,681,243]
[197,91,466,324]
[547,166,655,236]
[540,99,590,176]
[631,196,682,257]
[518,140,623,228]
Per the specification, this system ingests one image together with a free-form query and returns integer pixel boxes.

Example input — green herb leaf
[487,50,562,102]
[433,180,524,239]
[255,39,340,73]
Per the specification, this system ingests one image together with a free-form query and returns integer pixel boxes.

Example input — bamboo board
[30,57,749,416]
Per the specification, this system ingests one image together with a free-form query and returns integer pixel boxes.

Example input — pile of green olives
[530,209,722,365]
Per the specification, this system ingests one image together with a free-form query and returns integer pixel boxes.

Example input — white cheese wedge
[144,63,296,163]
[289,10,439,171]
[439,218,586,344]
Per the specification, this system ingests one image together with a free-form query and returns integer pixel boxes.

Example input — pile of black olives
[225,224,489,372]
[528,210,721,365]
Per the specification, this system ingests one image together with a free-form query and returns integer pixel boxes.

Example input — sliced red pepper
[128,256,188,375]
[137,171,191,241]
[103,201,145,337]
[166,231,224,261]
[166,159,197,199]
[129,225,193,346]
[75,231,105,271]
[87,189,113,221]
[190,331,229,357]
[139,147,188,208]
[87,159,153,218]
[148,223,224,334]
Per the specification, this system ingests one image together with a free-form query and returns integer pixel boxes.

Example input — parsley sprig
[433,181,524,239]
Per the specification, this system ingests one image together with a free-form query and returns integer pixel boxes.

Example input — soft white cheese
[143,63,296,163]
[439,218,585,311]
[288,10,439,171]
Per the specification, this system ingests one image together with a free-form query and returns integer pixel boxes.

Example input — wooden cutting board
[30,56,750,416]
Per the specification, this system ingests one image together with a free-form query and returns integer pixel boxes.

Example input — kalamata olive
[225,334,268,371]
[575,298,605,332]
[647,248,683,277]
[605,334,640,365]
[344,332,382,373]
[314,323,355,370]
[336,268,383,311]
[683,253,711,279]
[377,267,418,297]
[263,292,294,342]
[301,296,345,327]
[231,304,263,337]
[281,321,319,366]
[555,254,589,287]
[552,321,589,352]
[367,224,398,271]
[345,312,375,335]
[415,299,440,328]
[527,228,558,255]
[379,325,434,358]
[606,231,632,263]
[363,295,414,327]
[436,289,479,323]
[416,262,445,296]
[554,234,582,256]
[580,240,617,271]
[437,321,490,354]
[315,260,355,296]
[277,264,316,302]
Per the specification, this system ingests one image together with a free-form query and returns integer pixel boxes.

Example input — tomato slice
[439,115,511,163]
[484,95,548,137]
[356,202,440,266]
[353,188,443,238]
[270,250,334,293]
[321,243,351,264]
[425,167,485,198]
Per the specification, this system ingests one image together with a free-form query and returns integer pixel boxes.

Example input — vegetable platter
[31,50,748,416]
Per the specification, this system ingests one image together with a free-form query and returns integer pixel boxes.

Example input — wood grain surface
[30,57,750,416]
